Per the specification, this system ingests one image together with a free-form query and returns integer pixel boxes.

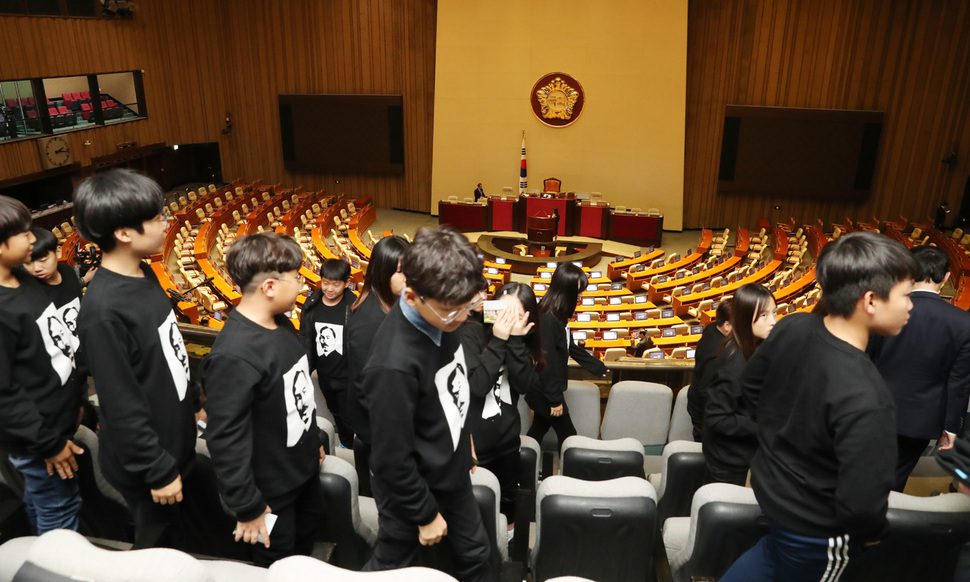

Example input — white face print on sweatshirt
[434,345,470,450]
[36,302,76,385]
[314,322,343,357]
[482,366,511,420]
[283,354,316,447]
[157,310,190,401]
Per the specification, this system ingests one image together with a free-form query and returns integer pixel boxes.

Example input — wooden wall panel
[684,0,970,229]
[217,0,437,212]
[0,1,230,183]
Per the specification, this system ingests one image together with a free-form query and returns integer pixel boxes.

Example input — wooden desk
[575,202,610,238]
[652,333,702,348]
[575,300,657,312]
[672,259,783,316]
[647,256,742,303]
[438,200,488,231]
[568,316,683,330]
[610,211,662,246]
[488,197,520,231]
[607,248,665,280]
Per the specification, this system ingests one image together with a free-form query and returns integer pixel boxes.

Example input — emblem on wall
[531,72,585,127]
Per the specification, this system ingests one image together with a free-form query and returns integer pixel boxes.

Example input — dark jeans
[894,434,931,492]
[7,452,81,534]
[527,405,577,453]
[721,519,862,582]
[364,477,494,582]
[114,455,245,560]
[251,473,325,567]
[480,448,520,524]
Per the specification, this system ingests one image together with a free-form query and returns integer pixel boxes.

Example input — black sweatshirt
[702,347,757,482]
[78,264,196,491]
[687,323,726,437]
[459,320,541,463]
[530,311,607,409]
[363,304,473,527]
[202,311,321,521]
[41,263,87,387]
[299,290,354,384]
[344,293,387,444]
[0,269,81,458]
[742,313,896,540]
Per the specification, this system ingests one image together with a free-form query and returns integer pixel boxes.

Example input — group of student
[0,168,618,580]
[687,232,970,580]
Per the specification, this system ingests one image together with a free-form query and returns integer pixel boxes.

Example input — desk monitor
[693,266,702,274]
[603,331,618,340]
[541,271,552,279]
[546,262,557,269]
[634,250,643,257]
[534,283,547,291]
[649,351,664,359]
[635,295,647,304]
[662,328,676,338]
[587,284,598,292]
[581,298,595,306]
[608,297,621,305]
[657,276,668,283]
[577,313,592,322]
[486,267,498,275]
[591,271,603,279]
[606,313,620,322]
[691,324,705,335]
[572,331,588,342]
[662,308,675,318]
[686,348,696,359]
[711,301,720,310]
[676,272,686,279]
[611,282,624,290]
[572,261,583,267]
[634,312,648,321]
[495,257,507,264]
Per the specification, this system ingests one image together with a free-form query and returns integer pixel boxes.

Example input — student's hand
[235,505,272,548]
[418,513,448,546]
[550,404,564,417]
[195,408,209,425]
[939,431,955,451]
[82,267,97,284]
[45,440,84,480]
[492,305,519,341]
[510,310,534,337]
[319,445,326,464]
[151,474,184,505]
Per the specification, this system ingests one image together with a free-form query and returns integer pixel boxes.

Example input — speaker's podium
[526,213,558,257]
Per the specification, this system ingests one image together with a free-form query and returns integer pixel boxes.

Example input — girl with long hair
[527,263,607,451]
[344,235,409,493]
[703,283,777,485]
[459,282,544,540]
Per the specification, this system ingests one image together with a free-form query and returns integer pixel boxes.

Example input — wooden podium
[527,214,557,245]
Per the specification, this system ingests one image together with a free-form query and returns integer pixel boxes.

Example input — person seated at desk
[474,183,485,202]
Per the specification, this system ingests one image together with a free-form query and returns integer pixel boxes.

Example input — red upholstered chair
[543,177,562,194]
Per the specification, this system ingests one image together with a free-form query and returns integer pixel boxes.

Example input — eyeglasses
[276,273,305,287]
[420,295,486,325]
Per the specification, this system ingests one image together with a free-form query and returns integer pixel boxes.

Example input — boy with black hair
[202,232,325,567]
[75,169,236,555]
[869,245,970,491]
[721,232,919,582]
[362,226,493,581]
[300,257,354,447]
[0,196,83,534]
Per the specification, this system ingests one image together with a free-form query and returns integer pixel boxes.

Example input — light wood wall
[216,0,436,212]
[684,0,970,229]
[0,0,436,212]
[0,0,230,181]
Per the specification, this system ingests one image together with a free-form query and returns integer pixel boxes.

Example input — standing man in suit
[869,245,970,491]
[473,183,485,203]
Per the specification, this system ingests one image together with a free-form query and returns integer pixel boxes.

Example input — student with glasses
[361,226,494,580]
[527,263,607,453]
